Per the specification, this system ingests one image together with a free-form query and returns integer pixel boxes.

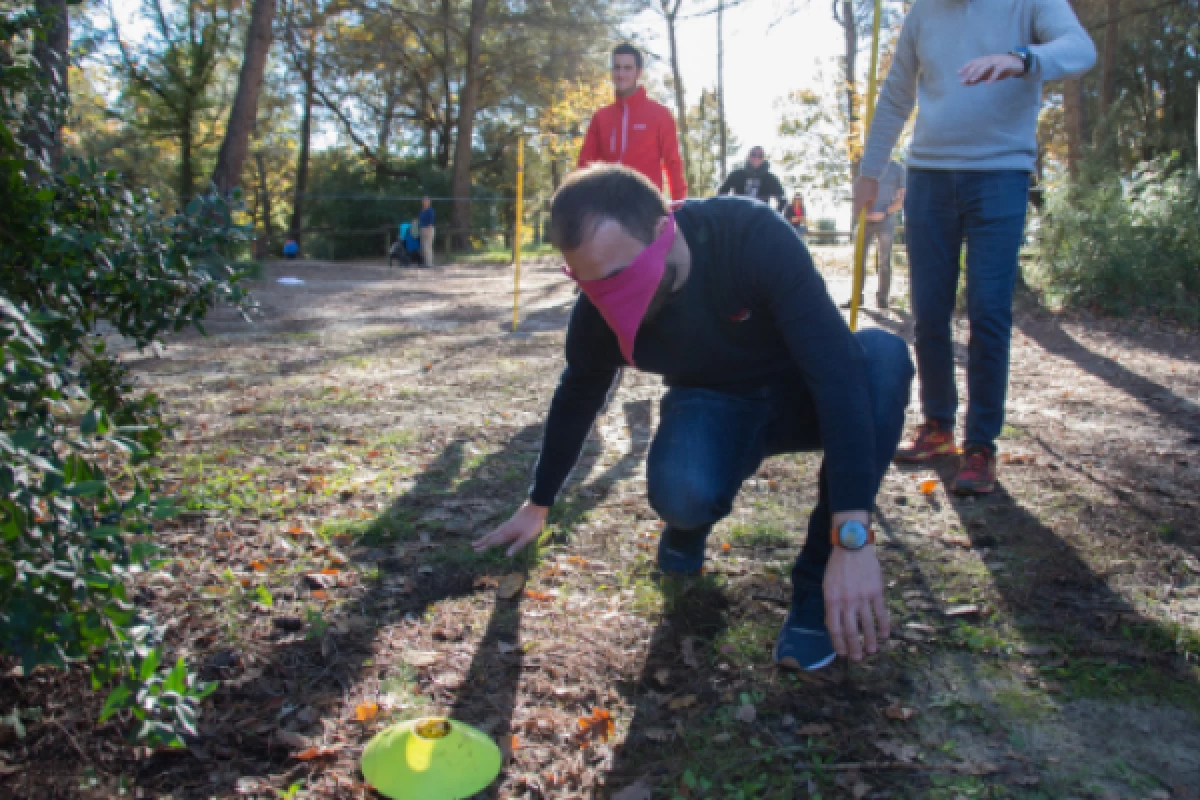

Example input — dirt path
[3,252,1198,799]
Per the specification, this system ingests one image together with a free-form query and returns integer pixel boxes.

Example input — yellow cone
[361,717,501,800]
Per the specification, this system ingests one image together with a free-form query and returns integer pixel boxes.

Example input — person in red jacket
[577,43,688,201]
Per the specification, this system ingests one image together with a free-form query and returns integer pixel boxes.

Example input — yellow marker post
[850,0,884,332]
[512,135,525,332]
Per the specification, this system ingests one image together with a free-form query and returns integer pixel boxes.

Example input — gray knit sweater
[861,0,1096,178]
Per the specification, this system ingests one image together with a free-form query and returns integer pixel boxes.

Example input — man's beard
[641,260,680,325]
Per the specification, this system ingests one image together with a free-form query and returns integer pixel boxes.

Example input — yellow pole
[512,135,525,332]
[850,0,884,332]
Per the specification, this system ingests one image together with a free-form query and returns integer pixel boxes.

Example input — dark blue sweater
[530,196,877,513]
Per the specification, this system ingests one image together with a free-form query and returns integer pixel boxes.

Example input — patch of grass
[990,686,1056,722]
[725,521,795,549]
[714,617,776,667]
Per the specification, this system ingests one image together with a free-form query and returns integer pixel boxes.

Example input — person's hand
[823,544,890,661]
[472,502,549,557]
[959,54,1025,85]
[852,176,879,220]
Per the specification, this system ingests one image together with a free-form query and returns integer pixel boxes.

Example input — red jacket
[577,87,688,201]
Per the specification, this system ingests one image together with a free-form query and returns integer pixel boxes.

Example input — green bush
[1,7,251,745]
[1034,158,1200,324]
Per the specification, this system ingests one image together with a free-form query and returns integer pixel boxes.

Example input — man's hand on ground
[472,502,549,557]
[852,177,879,220]
[959,54,1025,85]
[823,545,890,661]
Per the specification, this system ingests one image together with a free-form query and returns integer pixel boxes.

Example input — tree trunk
[841,0,859,168]
[375,87,396,182]
[22,0,69,166]
[212,0,275,195]
[662,1,692,183]
[449,0,488,252]
[1063,78,1086,180]
[1098,0,1118,115]
[716,0,727,182]
[255,151,274,251]
[289,50,315,241]
[180,100,195,205]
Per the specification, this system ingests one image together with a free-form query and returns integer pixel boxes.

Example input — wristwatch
[1009,46,1034,75]
[832,519,875,551]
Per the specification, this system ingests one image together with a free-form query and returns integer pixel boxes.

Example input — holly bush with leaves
[1,7,252,746]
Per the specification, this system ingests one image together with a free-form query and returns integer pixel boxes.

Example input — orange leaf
[577,708,613,743]
[721,542,731,551]
[250,560,266,572]
[366,449,381,458]
[354,702,379,721]
[510,734,521,751]
[293,745,340,760]
[311,590,328,600]
[919,479,937,495]
[523,589,553,601]
[319,567,340,576]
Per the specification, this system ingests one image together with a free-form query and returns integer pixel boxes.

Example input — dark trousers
[645,329,913,601]
[904,168,1029,449]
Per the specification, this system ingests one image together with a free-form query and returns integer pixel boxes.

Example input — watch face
[838,520,869,550]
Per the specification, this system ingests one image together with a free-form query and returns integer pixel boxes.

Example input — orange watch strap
[831,523,876,548]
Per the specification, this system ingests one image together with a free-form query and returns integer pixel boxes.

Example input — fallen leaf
[796,723,832,737]
[354,702,379,721]
[721,542,731,551]
[293,745,342,760]
[644,727,673,743]
[250,560,266,572]
[883,703,916,721]
[711,732,732,743]
[523,589,553,601]
[734,703,756,724]
[919,478,937,494]
[577,708,614,743]
[940,533,973,548]
[402,650,440,668]
[945,604,981,617]
[874,739,918,763]
[612,781,653,800]
[310,589,328,600]
[668,694,697,711]
[681,637,699,669]
[497,573,525,600]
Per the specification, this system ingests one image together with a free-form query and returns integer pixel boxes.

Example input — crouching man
[474,165,913,669]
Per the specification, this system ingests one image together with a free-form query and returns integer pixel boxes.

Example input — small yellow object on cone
[361,717,501,800]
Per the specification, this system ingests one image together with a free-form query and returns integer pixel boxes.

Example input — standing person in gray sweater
[854,0,1095,495]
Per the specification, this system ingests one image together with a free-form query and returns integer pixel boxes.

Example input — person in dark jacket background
[718,146,786,212]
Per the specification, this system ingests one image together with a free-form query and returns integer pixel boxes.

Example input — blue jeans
[904,169,1029,449]
[645,329,913,601]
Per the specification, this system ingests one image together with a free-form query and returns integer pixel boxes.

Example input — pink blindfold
[563,215,676,366]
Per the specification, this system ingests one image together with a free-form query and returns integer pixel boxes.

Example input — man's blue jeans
[904,169,1030,449]
[646,329,913,601]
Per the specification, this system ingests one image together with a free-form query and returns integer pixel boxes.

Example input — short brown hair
[612,42,643,69]
[550,164,668,251]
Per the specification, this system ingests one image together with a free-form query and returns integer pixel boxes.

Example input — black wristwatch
[1009,46,1033,75]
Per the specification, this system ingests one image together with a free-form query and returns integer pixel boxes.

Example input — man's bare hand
[852,176,879,220]
[472,502,549,557]
[823,545,890,661]
[959,54,1025,85]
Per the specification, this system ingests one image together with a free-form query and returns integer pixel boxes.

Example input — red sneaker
[895,421,957,463]
[952,445,997,495]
